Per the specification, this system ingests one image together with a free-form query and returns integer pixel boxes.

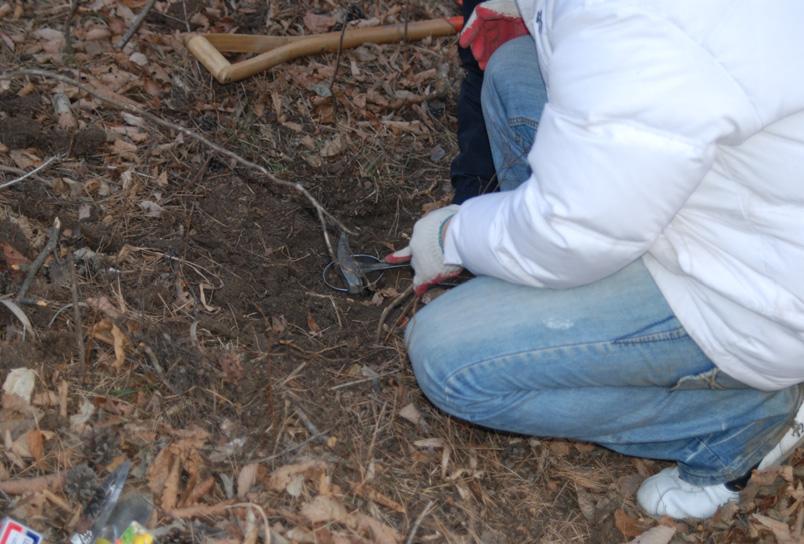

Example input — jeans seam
[613,327,688,346]
[508,116,540,129]
[678,437,733,485]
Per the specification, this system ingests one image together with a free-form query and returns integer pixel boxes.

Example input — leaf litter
[0,0,801,542]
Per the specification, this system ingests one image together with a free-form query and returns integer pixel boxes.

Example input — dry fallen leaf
[139,200,165,218]
[303,11,337,33]
[413,438,444,449]
[111,323,127,368]
[627,525,676,544]
[161,454,181,511]
[26,429,45,463]
[398,403,423,426]
[268,460,328,493]
[353,511,403,544]
[615,509,646,539]
[2,367,36,408]
[84,27,111,41]
[753,514,795,544]
[320,134,345,158]
[301,495,349,524]
[69,398,95,431]
[237,463,259,498]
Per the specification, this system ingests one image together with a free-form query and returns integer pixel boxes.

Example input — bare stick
[169,500,235,519]
[0,155,61,190]
[405,500,434,544]
[16,218,61,303]
[63,0,80,56]
[374,285,414,341]
[0,69,351,262]
[328,21,351,98]
[0,472,65,495]
[115,0,158,49]
[139,341,179,395]
[293,403,325,443]
[66,253,86,371]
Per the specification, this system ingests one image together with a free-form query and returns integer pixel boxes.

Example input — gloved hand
[459,0,528,70]
[386,205,462,296]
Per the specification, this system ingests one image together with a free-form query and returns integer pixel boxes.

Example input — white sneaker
[758,399,804,469]
[637,467,738,519]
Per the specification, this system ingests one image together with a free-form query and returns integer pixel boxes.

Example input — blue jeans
[407,36,801,485]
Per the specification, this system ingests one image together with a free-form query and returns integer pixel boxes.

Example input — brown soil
[0,1,800,543]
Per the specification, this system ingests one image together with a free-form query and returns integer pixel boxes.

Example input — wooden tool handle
[185,34,232,83]
[187,17,463,84]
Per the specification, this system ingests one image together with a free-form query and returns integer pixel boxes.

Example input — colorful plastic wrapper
[96,522,154,544]
[0,517,43,544]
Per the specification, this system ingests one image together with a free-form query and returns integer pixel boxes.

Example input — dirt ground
[0,1,802,543]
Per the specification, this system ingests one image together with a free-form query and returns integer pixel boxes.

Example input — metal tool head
[324,232,412,294]
[335,232,366,295]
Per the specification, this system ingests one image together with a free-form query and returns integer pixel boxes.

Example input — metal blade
[336,232,365,295]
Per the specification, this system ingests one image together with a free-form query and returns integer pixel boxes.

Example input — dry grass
[0,1,801,543]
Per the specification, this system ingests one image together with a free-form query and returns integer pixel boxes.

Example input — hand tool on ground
[185,16,464,83]
[69,461,132,544]
[323,232,409,294]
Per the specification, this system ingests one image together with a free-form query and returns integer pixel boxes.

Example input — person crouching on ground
[388,0,804,520]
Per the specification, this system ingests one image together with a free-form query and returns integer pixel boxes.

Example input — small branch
[16,218,61,303]
[293,403,325,443]
[0,155,61,190]
[66,253,86,372]
[374,285,414,341]
[139,341,179,395]
[63,0,80,56]
[115,0,158,49]
[0,472,65,495]
[405,500,434,544]
[328,21,351,98]
[0,69,351,263]
[169,500,235,519]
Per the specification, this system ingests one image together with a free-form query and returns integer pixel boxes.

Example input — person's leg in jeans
[450,0,498,204]
[406,33,801,487]
[480,35,548,190]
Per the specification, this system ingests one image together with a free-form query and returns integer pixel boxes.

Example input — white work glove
[386,205,462,296]
[459,0,528,70]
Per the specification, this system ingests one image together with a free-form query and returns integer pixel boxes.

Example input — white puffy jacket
[443,0,804,391]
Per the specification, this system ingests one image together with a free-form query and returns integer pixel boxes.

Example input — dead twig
[0,154,62,190]
[115,0,158,49]
[328,20,351,103]
[0,297,35,337]
[16,217,61,303]
[0,472,65,495]
[405,500,435,544]
[66,253,86,372]
[293,403,326,443]
[169,500,235,519]
[374,285,414,341]
[63,0,80,56]
[0,69,352,263]
[139,341,179,395]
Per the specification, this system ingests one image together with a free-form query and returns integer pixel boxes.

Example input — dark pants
[451,0,498,204]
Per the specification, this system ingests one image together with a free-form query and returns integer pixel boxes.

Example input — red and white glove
[386,205,462,296]
[459,0,528,70]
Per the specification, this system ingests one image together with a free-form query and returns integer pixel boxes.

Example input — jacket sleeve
[442,6,756,288]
